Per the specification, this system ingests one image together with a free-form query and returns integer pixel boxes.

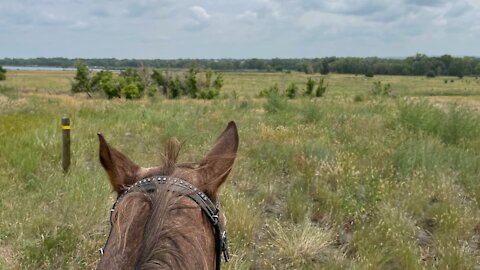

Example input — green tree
[205,69,213,89]
[71,61,91,93]
[315,77,327,97]
[0,66,6,80]
[91,71,119,99]
[305,78,315,95]
[213,73,224,90]
[120,68,145,95]
[151,69,169,96]
[168,76,183,99]
[121,82,140,99]
[286,83,298,99]
[258,84,280,97]
[185,66,199,98]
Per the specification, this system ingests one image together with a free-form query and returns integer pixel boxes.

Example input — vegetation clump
[0,65,6,80]
[71,62,224,99]
[371,81,392,96]
[259,77,327,99]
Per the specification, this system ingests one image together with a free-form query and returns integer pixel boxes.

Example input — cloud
[236,11,258,21]
[0,0,479,58]
[190,6,211,21]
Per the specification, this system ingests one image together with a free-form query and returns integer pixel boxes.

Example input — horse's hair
[112,138,205,269]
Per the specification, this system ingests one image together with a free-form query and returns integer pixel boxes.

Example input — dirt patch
[0,245,20,269]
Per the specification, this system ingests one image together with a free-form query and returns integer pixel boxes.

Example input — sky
[0,0,479,59]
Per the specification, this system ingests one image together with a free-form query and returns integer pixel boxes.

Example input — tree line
[2,54,480,77]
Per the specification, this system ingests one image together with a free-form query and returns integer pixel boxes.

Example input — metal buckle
[221,231,230,262]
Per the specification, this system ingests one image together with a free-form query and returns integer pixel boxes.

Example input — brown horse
[96,122,238,269]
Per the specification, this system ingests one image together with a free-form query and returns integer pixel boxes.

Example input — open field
[1,70,480,269]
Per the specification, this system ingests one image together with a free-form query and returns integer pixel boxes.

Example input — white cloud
[190,5,211,21]
[0,0,479,58]
[236,11,258,21]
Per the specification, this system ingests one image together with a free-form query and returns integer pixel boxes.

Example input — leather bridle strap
[100,176,230,270]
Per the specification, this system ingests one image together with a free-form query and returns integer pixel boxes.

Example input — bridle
[99,176,230,270]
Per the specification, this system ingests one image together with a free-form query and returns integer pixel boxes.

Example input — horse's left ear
[200,121,239,199]
[98,133,141,195]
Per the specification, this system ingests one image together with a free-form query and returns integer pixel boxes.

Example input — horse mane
[112,138,206,269]
[110,137,234,269]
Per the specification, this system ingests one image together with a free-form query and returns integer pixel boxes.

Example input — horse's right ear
[98,133,141,195]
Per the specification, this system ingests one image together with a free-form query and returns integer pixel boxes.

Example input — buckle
[221,231,230,262]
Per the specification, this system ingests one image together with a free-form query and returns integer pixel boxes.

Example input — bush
[121,83,140,99]
[0,65,6,80]
[71,61,91,93]
[264,92,288,113]
[120,68,145,95]
[96,71,119,99]
[353,94,364,102]
[371,81,391,96]
[198,88,220,99]
[168,76,183,99]
[305,78,315,96]
[286,83,298,99]
[185,66,199,98]
[426,71,436,78]
[151,69,168,96]
[258,84,280,97]
[315,77,327,97]
[146,85,158,97]
[365,71,374,77]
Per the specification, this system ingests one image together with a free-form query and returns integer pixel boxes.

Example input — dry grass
[1,71,480,269]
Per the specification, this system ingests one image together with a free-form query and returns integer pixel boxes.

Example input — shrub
[315,77,327,97]
[426,71,436,78]
[0,65,6,80]
[258,84,280,97]
[151,69,169,96]
[371,81,391,96]
[365,71,374,77]
[168,76,183,99]
[121,83,140,99]
[353,94,364,102]
[198,88,220,99]
[185,66,199,98]
[286,83,298,99]
[264,92,288,113]
[71,61,91,93]
[146,85,158,97]
[305,78,315,96]
[96,71,119,99]
[120,68,145,95]
[213,73,224,89]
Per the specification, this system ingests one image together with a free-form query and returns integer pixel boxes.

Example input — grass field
[1,70,480,269]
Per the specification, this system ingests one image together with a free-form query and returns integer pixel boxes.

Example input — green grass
[1,71,480,269]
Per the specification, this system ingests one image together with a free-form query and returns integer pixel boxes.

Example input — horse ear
[200,121,239,198]
[98,133,141,195]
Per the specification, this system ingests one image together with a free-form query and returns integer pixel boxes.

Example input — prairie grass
[1,71,480,269]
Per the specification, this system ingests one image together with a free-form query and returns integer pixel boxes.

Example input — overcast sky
[0,0,478,59]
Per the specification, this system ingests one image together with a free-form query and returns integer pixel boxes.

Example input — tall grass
[1,72,480,269]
